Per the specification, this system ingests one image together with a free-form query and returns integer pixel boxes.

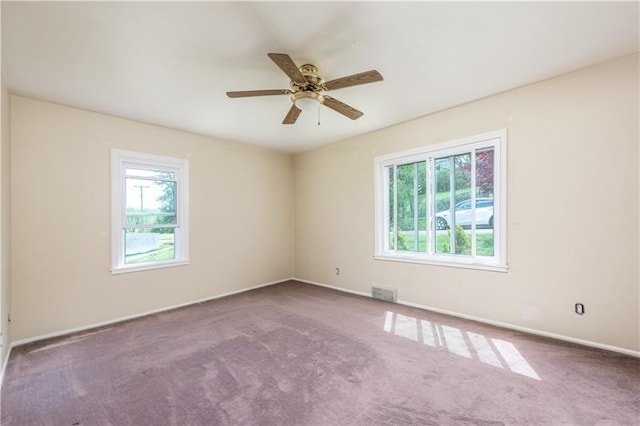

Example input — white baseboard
[293,278,371,298]
[0,344,12,393]
[293,277,640,358]
[11,278,290,348]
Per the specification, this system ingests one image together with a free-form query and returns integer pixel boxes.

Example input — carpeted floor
[2,280,639,425]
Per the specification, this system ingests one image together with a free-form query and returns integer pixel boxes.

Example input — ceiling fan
[226,53,383,124]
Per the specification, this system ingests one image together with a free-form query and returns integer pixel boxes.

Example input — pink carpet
[2,280,639,425]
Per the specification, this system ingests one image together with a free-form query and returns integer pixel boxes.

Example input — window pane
[126,177,176,226]
[417,161,427,252]
[397,163,416,251]
[434,157,451,254]
[476,148,495,256]
[125,228,175,264]
[454,153,471,255]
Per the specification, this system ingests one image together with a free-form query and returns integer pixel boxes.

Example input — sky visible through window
[126,179,166,213]
[125,168,175,214]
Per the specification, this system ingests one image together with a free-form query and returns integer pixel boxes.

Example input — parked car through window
[435,198,494,230]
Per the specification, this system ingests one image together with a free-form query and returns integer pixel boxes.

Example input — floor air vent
[372,286,397,303]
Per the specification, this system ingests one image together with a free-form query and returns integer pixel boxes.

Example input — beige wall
[10,96,293,341]
[6,54,639,353]
[1,78,12,367]
[294,54,640,352]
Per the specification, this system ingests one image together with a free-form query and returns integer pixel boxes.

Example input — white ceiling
[2,1,638,153]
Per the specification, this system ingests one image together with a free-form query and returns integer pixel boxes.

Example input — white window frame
[374,130,507,272]
[111,149,190,274]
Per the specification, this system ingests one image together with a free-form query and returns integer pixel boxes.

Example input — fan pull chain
[317,104,321,126]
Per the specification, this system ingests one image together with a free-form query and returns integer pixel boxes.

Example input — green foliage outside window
[442,225,471,255]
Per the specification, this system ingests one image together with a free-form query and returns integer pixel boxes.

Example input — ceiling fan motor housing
[290,64,325,93]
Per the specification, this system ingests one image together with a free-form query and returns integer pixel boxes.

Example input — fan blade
[268,53,306,85]
[323,70,383,91]
[322,96,363,120]
[282,104,301,125]
[226,89,289,98]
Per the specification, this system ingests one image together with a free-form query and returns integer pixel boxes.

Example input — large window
[111,150,189,273]
[375,130,506,271]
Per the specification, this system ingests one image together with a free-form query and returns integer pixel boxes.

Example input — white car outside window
[435,198,493,230]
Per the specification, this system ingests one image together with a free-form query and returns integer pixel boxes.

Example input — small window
[374,130,507,271]
[111,150,189,273]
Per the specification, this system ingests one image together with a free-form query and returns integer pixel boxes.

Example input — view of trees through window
[124,168,177,264]
[387,148,494,257]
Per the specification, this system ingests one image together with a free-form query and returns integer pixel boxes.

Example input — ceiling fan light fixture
[292,91,323,112]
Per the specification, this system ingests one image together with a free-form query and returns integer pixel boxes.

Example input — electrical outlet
[335,267,340,276]
[575,303,585,315]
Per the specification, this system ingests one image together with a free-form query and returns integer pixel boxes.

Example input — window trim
[111,149,190,274]
[374,129,507,272]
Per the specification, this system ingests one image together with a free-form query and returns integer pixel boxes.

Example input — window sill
[111,259,190,275]
[374,254,508,273]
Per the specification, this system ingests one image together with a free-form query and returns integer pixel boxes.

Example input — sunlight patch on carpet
[383,310,541,380]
